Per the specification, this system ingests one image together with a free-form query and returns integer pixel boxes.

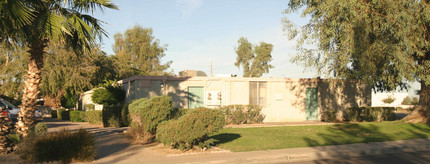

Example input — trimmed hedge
[156,107,225,150]
[345,107,396,122]
[129,96,175,134]
[70,111,84,122]
[219,105,265,124]
[57,108,69,121]
[84,111,103,125]
[103,106,122,127]
[51,110,57,118]
[84,104,95,111]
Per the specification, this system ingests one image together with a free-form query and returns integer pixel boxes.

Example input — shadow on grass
[210,133,241,145]
[304,122,430,163]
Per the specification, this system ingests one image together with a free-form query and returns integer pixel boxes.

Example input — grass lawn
[210,121,430,152]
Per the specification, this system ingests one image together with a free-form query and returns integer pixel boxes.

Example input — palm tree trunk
[15,40,46,137]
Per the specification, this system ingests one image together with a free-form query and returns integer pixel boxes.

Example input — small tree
[91,83,124,106]
[401,97,412,105]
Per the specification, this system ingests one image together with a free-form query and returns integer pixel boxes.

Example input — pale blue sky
[94,0,315,78]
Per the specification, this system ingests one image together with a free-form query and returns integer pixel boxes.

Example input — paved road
[287,151,430,164]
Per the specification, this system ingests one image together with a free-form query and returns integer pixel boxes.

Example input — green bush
[18,129,96,163]
[121,102,132,127]
[103,106,122,127]
[345,107,396,122]
[129,96,175,134]
[219,105,265,124]
[33,123,48,136]
[401,97,411,105]
[156,107,225,150]
[84,104,95,111]
[91,85,125,106]
[57,108,69,121]
[60,93,78,109]
[322,110,337,122]
[51,110,57,118]
[172,108,189,120]
[70,111,84,122]
[84,111,103,125]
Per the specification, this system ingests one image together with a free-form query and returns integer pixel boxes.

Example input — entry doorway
[188,86,204,109]
[305,88,318,120]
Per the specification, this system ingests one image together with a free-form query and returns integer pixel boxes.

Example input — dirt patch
[147,143,230,157]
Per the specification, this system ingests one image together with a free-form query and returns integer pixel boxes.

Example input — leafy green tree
[113,26,172,79]
[234,37,273,77]
[0,0,117,136]
[0,43,27,101]
[284,0,430,122]
[91,80,125,106]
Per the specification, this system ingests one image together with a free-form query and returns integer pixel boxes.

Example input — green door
[305,88,318,120]
[188,86,204,109]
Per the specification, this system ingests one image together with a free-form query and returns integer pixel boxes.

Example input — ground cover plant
[211,121,430,152]
[18,129,96,163]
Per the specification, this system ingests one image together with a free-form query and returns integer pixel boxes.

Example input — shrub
[84,111,103,125]
[345,107,396,122]
[172,108,189,120]
[18,129,96,163]
[322,110,337,122]
[401,97,412,105]
[84,104,95,111]
[70,111,84,122]
[33,123,48,136]
[382,96,396,104]
[219,105,265,124]
[121,102,133,127]
[156,107,225,150]
[129,96,175,134]
[412,97,419,105]
[126,126,154,144]
[57,108,69,121]
[103,106,122,127]
[51,110,57,118]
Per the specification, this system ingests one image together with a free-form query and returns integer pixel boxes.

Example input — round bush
[128,96,175,134]
[156,107,225,150]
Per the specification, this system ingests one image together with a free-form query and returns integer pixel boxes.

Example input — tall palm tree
[0,0,118,137]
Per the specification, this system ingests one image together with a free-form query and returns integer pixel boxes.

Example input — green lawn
[210,121,430,152]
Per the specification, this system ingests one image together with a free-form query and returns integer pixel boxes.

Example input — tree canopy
[284,0,429,91]
[234,37,274,77]
[283,0,430,122]
[113,26,172,79]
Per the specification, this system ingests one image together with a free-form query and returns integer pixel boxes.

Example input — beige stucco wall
[121,76,371,122]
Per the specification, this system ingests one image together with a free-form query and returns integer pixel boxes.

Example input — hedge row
[322,107,396,122]
[51,105,124,127]
[218,105,265,124]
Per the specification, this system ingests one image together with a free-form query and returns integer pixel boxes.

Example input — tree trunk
[15,40,46,137]
[404,81,430,123]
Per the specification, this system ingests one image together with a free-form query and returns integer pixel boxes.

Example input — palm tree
[0,0,118,137]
